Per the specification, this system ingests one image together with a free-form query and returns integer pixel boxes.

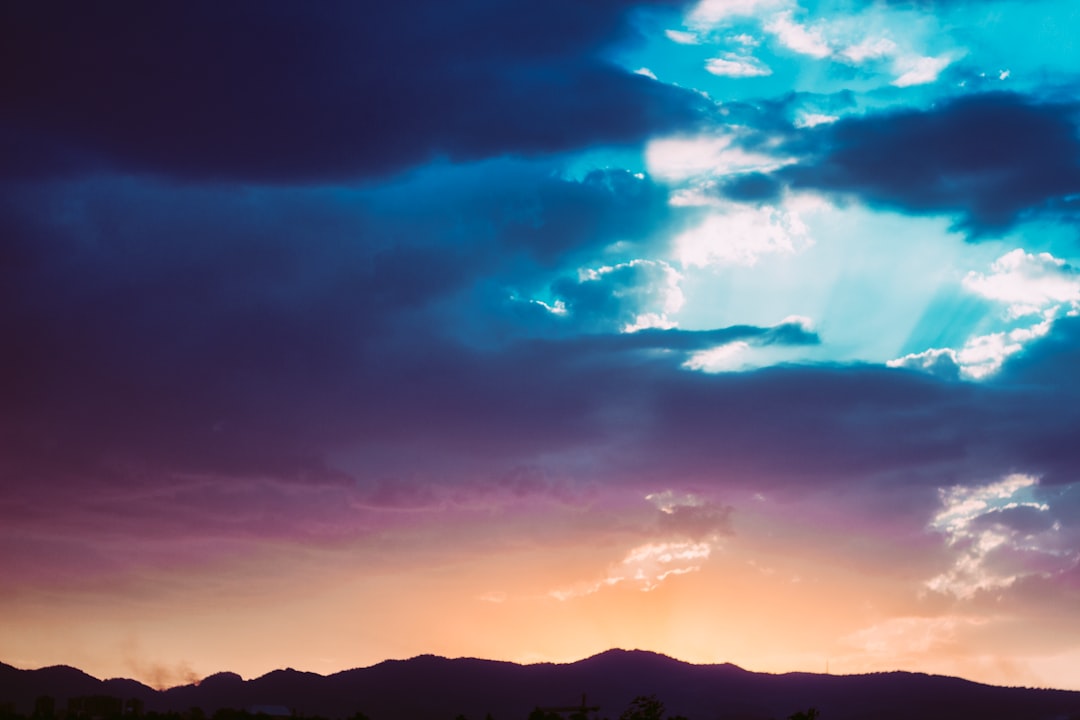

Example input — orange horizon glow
[5,491,1078,693]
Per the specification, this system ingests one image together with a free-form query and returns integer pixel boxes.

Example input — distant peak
[257,667,324,680]
[199,671,244,685]
[579,648,684,664]
[38,665,101,681]
[571,649,747,673]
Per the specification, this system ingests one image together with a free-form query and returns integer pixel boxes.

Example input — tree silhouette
[619,695,665,720]
[788,709,820,720]
[527,709,561,720]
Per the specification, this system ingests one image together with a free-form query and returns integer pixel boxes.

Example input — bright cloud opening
[645,134,789,183]
[672,196,822,268]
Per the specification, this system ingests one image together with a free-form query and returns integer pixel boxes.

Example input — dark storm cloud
[719,172,783,203]
[333,312,1080,537]
[5,160,1080,570]
[780,93,1080,235]
[574,322,820,352]
[0,167,687,485]
[0,0,707,183]
[989,316,1080,487]
[7,173,1080,500]
[503,169,675,265]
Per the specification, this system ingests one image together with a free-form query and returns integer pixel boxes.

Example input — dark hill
[2,650,1079,720]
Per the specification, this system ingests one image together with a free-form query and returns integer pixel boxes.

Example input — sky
[3,0,1080,694]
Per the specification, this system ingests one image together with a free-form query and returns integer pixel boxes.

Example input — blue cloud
[781,92,1080,235]
[0,1,708,183]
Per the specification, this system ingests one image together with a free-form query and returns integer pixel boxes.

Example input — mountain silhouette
[3,650,1079,720]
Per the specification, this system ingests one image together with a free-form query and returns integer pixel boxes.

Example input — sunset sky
[3,0,1080,693]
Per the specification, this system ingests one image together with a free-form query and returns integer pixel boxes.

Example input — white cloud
[578,259,685,334]
[646,490,706,513]
[665,29,701,45]
[645,134,788,183]
[932,474,1043,535]
[840,37,897,64]
[794,112,838,128]
[925,474,1063,599]
[706,53,773,77]
[729,33,761,47]
[688,0,790,26]
[780,314,815,331]
[999,69,1011,80]
[889,250,1075,381]
[672,195,822,268]
[528,298,568,316]
[765,11,832,59]
[624,312,678,333]
[549,540,713,600]
[889,319,1053,381]
[682,341,751,372]
[633,67,658,80]
[954,324,1048,379]
[963,249,1080,319]
[887,347,961,379]
[683,316,816,373]
[892,53,954,87]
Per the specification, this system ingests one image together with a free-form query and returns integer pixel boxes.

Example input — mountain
[3,649,1079,720]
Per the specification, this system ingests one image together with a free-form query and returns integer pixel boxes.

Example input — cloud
[688,0,790,26]
[891,53,955,86]
[840,37,898,64]
[720,172,784,201]
[646,489,735,543]
[646,133,789,183]
[963,249,1080,319]
[551,259,686,333]
[706,54,773,77]
[782,92,1080,234]
[550,540,714,599]
[891,250,1076,381]
[682,317,817,372]
[729,33,762,47]
[6,153,1080,619]
[793,112,839,129]
[891,319,1054,381]
[665,28,701,44]
[0,1,708,183]
[682,341,754,371]
[4,0,1080,687]
[886,348,963,381]
[924,474,1076,599]
[500,168,675,266]
[765,11,832,59]
[672,195,822,267]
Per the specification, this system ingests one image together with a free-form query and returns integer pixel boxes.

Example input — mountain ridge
[3,649,1078,720]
